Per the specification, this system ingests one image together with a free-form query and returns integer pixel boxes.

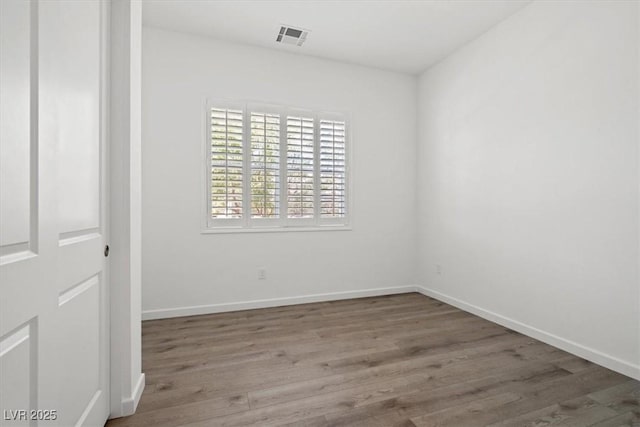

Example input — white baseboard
[121,373,145,416]
[415,285,640,381]
[142,286,418,320]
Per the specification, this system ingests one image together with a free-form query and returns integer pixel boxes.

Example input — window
[205,101,349,231]
[210,108,244,219]
[250,111,280,220]
[286,115,315,220]
[319,119,347,219]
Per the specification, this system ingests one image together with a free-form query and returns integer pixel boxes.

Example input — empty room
[0,0,639,426]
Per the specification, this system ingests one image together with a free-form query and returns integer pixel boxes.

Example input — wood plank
[105,293,637,427]
[323,362,580,426]
[406,366,628,427]
[588,380,640,414]
[107,393,249,427]
[589,411,640,427]
[410,392,523,426]
[485,396,618,427]
[249,339,565,410]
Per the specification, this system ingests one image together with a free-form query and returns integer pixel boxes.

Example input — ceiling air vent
[276,25,309,47]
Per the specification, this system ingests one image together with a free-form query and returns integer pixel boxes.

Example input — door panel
[0,323,34,427]
[55,0,101,236]
[57,276,101,427]
[0,0,32,251]
[0,1,110,426]
[59,236,103,291]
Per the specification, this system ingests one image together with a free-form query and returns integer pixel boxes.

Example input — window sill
[201,225,352,234]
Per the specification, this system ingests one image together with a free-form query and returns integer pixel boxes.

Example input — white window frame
[202,99,351,233]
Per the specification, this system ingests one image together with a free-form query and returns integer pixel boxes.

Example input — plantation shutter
[286,115,315,219]
[250,111,281,219]
[210,107,243,219]
[319,119,347,218]
[207,102,348,230]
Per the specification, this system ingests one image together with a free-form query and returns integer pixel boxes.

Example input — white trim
[414,285,640,381]
[108,0,143,419]
[120,373,145,417]
[142,286,417,320]
[203,100,350,231]
[200,225,352,234]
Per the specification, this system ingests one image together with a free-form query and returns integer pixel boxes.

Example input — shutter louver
[286,116,315,218]
[211,108,243,218]
[250,112,280,218]
[320,120,346,217]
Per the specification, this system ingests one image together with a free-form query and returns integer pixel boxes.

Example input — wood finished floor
[107,293,639,427]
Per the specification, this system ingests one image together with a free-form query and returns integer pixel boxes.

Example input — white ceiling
[142,0,531,75]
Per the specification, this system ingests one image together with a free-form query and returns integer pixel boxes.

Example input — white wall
[141,27,418,318]
[417,0,639,378]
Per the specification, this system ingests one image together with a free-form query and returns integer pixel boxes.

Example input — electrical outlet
[436,264,442,275]
[258,268,266,280]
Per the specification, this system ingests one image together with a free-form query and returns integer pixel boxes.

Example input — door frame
[107,0,145,419]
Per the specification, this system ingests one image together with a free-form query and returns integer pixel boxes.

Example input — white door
[0,0,110,426]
